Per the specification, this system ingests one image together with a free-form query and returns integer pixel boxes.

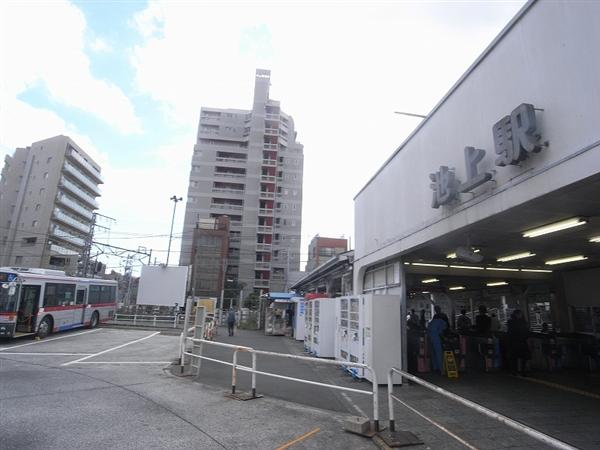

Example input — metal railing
[184,338,381,430]
[111,313,182,328]
[387,368,577,450]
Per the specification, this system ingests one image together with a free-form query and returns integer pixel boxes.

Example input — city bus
[0,267,118,339]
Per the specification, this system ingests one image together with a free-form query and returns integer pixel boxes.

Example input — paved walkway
[189,327,600,450]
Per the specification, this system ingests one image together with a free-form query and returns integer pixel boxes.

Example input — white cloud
[0,1,141,135]
[128,1,525,260]
[90,37,112,53]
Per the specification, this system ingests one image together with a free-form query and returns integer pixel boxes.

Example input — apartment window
[47,157,52,164]
[275,218,280,224]
[277,171,283,178]
[14,256,23,264]
[49,256,69,267]
[32,220,38,227]
[43,172,49,179]
[39,188,45,195]
[279,157,284,163]
[35,204,41,211]
[22,237,37,246]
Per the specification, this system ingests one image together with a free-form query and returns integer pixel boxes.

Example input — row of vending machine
[297,294,402,383]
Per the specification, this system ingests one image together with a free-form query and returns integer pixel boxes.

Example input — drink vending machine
[303,297,336,357]
[335,294,402,383]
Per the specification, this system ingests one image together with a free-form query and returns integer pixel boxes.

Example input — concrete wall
[354,0,600,291]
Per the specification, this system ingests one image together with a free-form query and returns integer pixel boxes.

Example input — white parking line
[0,352,92,356]
[62,331,160,366]
[76,361,172,365]
[0,329,101,352]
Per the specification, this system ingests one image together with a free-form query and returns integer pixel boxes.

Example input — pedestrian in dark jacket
[227,309,236,336]
[507,309,530,375]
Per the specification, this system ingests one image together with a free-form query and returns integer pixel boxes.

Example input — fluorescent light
[446,252,457,259]
[412,262,448,268]
[449,286,465,291]
[421,278,439,284]
[421,291,430,294]
[545,255,587,265]
[589,236,600,243]
[497,252,535,262]
[403,262,411,265]
[521,268,553,273]
[486,267,520,272]
[449,265,484,270]
[487,281,508,287]
[523,218,586,238]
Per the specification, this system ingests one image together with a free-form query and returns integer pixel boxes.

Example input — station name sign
[430,103,546,209]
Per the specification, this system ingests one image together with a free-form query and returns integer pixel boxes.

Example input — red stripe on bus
[89,302,117,308]
[43,305,85,312]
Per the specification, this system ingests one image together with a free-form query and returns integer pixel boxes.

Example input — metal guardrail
[387,368,578,450]
[184,337,381,430]
[111,313,182,328]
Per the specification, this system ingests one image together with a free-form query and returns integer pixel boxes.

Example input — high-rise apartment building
[180,70,304,296]
[0,135,102,274]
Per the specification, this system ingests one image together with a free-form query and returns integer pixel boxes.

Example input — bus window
[43,283,76,307]
[76,289,85,305]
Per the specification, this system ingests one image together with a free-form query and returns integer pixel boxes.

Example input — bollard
[153,315,157,327]
[251,352,257,398]
[133,314,137,326]
[231,350,238,394]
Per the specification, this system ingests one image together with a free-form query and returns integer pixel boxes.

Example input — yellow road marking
[275,427,321,450]
[516,375,600,401]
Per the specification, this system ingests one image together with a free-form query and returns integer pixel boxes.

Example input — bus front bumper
[0,322,16,337]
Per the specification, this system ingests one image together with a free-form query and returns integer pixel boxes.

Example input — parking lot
[0,328,376,450]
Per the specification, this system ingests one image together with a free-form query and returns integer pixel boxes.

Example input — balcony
[265,127,279,136]
[262,159,277,167]
[265,113,279,121]
[53,208,91,234]
[260,175,276,183]
[215,157,246,164]
[256,243,271,251]
[49,243,79,256]
[63,162,101,196]
[67,149,103,183]
[212,188,245,195]
[56,194,94,221]
[51,225,85,247]
[59,176,99,209]
[258,208,273,216]
[254,279,270,288]
[259,191,275,199]
[210,203,244,211]
[255,262,271,270]
[214,172,245,179]
[257,225,273,233]
[264,143,278,150]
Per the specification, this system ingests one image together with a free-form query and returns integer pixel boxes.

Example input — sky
[0,0,526,274]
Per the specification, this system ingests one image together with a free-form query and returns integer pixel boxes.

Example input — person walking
[227,308,236,337]
[507,309,530,375]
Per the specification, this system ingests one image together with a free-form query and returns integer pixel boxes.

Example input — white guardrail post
[387,368,578,450]
[251,352,257,398]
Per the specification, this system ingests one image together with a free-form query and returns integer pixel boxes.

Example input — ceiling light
[487,281,508,287]
[589,236,600,243]
[421,278,439,284]
[523,217,587,238]
[412,262,448,268]
[497,252,535,262]
[403,262,411,265]
[521,268,553,273]
[421,291,430,294]
[449,286,465,291]
[449,265,484,270]
[486,267,519,272]
[545,255,588,265]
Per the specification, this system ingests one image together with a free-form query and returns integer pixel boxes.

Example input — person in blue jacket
[428,308,448,374]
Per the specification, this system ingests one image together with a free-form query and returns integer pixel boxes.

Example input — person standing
[490,313,502,332]
[427,312,448,374]
[475,305,492,334]
[507,309,530,375]
[227,308,236,337]
[456,309,472,333]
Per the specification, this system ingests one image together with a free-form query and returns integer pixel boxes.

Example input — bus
[0,267,118,339]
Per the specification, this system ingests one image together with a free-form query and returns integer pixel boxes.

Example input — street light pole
[166,195,183,266]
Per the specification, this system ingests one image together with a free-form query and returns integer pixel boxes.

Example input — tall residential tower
[180,70,304,297]
[0,135,102,274]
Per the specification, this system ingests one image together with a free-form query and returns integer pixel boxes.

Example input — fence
[109,313,184,329]
[182,336,382,430]
[387,368,578,450]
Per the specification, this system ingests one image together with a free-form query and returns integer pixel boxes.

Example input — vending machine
[311,298,336,358]
[335,294,402,383]
[303,299,313,353]
[293,297,305,341]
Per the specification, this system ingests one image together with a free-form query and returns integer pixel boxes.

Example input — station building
[353,0,600,364]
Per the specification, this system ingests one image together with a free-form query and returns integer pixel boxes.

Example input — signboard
[137,265,189,307]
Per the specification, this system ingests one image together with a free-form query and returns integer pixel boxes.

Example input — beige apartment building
[0,135,102,274]
[179,70,304,296]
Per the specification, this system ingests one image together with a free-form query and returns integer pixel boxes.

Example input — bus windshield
[0,272,19,313]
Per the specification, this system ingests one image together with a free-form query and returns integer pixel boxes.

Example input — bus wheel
[38,317,53,339]
[89,311,99,328]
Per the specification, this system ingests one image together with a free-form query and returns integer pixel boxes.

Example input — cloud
[0,1,142,135]
[89,37,112,53]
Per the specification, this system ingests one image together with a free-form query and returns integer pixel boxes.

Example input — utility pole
[166,195,183,266]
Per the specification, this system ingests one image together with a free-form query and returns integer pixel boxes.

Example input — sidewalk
[184,327,600,450]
